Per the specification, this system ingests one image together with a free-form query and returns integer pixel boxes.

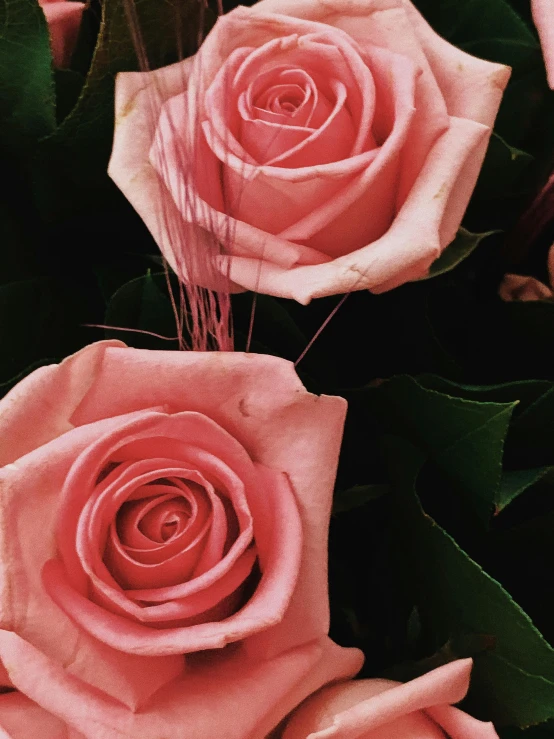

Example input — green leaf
[413,0,538,65]
[387,436,554,726]
[414,0,550,155]
[415,374,554,470]
[0,0,56,149]
[502,0,533,26]
[372,375,517,522]
[459,36,539,70]
[416,375,553,409]
[32,0,204,220]
[495,467,552,513]
[502,380,554,469]
[424,228,497,280]
[474,133,534,201]
[333,484,389,514]
[384,633,497,683]
[104,272,179,350]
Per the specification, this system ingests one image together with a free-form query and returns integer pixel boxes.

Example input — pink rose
[109,0,510,304]
[498,271,554,301]
[532,0,554,89]
[499,173,554,302]
[39,0,85,69]
[282,659,499,738]
[0,341,362,738]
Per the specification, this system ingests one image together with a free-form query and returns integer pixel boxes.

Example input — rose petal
[426,704,499,739]
[532,0,554,88]
[0,691,75,738]
[81,461,248,592]
[56,414,255,590]
[250,0,509,123]
[42,464,301,654]
[283,659,474,738]
[0,346,347,712]
[275,44,418,255]
[400,0,511,120]
[220,115,489,300]
[0,630,363,739]
[498,273,554,302]
[27,346,347,654]
[40,0,84,69]
[0,341,124,466]
[74,347,348,654]
[0,411,184,710]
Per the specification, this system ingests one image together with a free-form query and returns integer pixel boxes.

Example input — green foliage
[334,373,554,728]
[0,0,202,385]
[0,0,55,151]
[32,0,198,220]
[333,484,389,514]
[103,272,180,350]
[425,229,498,280]
[386,437,554,726]
[1,0,554,731]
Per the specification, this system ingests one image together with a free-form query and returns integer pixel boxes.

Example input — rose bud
[282,659,498,739]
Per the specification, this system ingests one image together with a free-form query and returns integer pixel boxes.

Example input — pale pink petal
[43,457,302,653]
[189,41,415,259]
[221,116,489,301]
[76,457,252,598]
[109,0,509,300]
[317,660,472,737]
[109,64,324,279]
[107,63,244,291]
[400,0,511,121]
[40,1,85,68]
[155,86,365,253]
[70,348,347,653]
[532,0,554,88]
[275,45,418,256]
[426,704,499,739]
[0,662,13,688]
[498,273,554,301]
[0,412,186,710]
[283,659,475,738]
[0,340,124,466]
[0,630,363,739]
[250,0,509,124]
[0,692,77,738]
[1,347,346,678]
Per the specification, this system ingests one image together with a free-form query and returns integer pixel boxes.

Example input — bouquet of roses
[1,0,554,735]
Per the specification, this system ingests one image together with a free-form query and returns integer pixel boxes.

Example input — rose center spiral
[139,498,191,543]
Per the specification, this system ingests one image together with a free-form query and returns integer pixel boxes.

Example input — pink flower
[0,341,362,738]
[39,0,85,69]
[109,0,510,304]
[498,271,554,301]
[532,0,554,89]
[282,659,499,738]
[499,174,554,302]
